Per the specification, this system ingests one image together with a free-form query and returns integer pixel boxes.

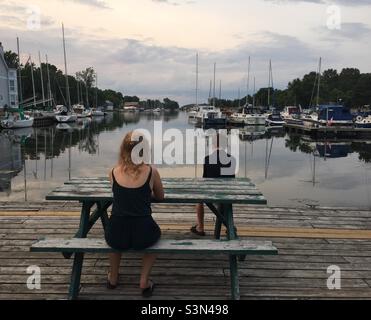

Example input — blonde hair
[118,131,149,177]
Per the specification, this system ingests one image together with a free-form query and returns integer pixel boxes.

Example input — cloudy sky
[0,0,371,105]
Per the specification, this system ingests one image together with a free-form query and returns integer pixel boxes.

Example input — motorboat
[302,105,354,128]
[195,105,226,128]
[89,108,105,117]
[266,113,285,126]
[239,126,266,141]
[229,111,266,126]
[355,115,371,128]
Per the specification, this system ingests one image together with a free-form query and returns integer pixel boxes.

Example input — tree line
[198,68,371,110]
[4,50,179,110]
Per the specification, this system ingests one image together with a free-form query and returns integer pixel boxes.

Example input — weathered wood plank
[31,238,278,255]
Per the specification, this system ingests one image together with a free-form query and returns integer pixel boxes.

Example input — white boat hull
[1,118,34,129]
[55,114,78,123]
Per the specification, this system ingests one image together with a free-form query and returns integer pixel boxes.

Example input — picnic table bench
[31,178,278,300]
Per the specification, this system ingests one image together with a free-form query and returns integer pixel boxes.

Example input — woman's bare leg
[140,254,157,289]
[196,203,205,232]
[108,253,121,284]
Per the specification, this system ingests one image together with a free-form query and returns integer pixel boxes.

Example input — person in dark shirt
[191,133,236,236]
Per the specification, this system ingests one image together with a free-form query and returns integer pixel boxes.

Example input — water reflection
[0,110,370,207]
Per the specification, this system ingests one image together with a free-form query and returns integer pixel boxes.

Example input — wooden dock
[1,202,371,300]
[284,123,371,139]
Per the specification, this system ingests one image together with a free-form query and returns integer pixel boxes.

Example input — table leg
[67,201,90,300]
[63,201,93,259]
[224,204,241,300]
[63,201,112,259]
[206,203,226,239]
[69,253,84,300]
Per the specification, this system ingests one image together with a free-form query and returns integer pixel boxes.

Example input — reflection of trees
[285,134,314,154]
[351,142,371,163]
[22,112,127,159]
[78,127,98,154]
[163,110,179,122]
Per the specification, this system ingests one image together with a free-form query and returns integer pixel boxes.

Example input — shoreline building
[0,42,19,112]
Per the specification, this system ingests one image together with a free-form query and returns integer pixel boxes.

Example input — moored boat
[1,114,34,129]
[355,115,371,128]
[266,113,285,126]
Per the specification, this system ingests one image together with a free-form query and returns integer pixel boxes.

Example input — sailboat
[229,58,265,126]
[55,24,77,124]
[1,110,34,129]
[188,52,200,123]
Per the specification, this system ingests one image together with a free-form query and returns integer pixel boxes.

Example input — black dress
[105,166,161,250]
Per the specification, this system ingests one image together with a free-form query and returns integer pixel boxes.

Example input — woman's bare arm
[151,167,165,201]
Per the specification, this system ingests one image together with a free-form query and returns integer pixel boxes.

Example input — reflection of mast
[34,129,38,179]
[265,137,274,179]
[312,152,316,187]
[68,132,72,180]
[44,130,47,180]
[50,127,54,178]
[22,144,27,202]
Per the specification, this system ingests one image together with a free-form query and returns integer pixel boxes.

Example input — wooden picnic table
[45,177,268,300]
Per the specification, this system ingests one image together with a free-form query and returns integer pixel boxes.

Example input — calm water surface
[1,111,371,208]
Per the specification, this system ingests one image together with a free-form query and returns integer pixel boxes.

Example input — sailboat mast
[38,51,45,107]
[316,57,322,107]
[238,88,241,108]
[219,80,222,100]
[30,56,36,109]
[16,37,23,104]
[253,77,256,108]
[46,54,52,106]
[62,23,71,110]
[95,72,98,108]
[268,59,271,108]
[246,56,250,107]
[77,79,80,105]
[196,53,198,106]
[213,63,216,107]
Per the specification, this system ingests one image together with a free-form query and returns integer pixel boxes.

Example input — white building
[0,42,18,111]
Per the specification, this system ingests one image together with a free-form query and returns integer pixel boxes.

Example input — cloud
[0,1,56,30]
[151,0,195,6]
[63,0,110,9]
[264,0,371,6]
[320,22,371,41]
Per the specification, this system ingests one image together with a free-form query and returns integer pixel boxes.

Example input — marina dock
[1,202,371,300]
[284,123,371,139]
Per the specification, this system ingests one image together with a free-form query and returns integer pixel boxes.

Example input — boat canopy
[317,105,353,121]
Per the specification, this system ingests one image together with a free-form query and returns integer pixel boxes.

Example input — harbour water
[1,111,371,208]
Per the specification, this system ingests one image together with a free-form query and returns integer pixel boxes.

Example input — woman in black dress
[105,131,164,297]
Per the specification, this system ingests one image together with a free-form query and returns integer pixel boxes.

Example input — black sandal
[141,280,155,298]
[106,272,118,290]
[191,225,206,237]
